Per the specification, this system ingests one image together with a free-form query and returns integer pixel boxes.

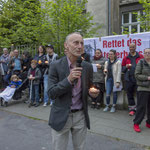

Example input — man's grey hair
[65,32,82,43]
[3,48,8,51]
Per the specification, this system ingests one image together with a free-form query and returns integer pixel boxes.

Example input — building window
[122,11,143,34]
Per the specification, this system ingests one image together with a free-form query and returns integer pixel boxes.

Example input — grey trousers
[51,110,87,150]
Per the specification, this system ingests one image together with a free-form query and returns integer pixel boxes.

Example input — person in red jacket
[122,43,144,116]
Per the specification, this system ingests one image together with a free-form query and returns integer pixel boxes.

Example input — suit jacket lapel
[63,56,70,78]
[81,62,86,91]
[81,62,88,106]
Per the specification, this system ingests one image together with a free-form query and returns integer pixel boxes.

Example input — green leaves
[40,0,100,55]
[0,0,42,47]
[0,0,101,54]
[139,0,150,32]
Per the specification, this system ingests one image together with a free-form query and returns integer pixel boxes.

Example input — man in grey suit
[48,32,99,150]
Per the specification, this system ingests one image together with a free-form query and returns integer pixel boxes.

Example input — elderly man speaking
[48,32,99,150]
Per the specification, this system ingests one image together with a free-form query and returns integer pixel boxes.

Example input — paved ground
[0,99,150,149]
[0,109,146,150]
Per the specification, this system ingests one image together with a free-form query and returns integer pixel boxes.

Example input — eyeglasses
[144,52,150,55]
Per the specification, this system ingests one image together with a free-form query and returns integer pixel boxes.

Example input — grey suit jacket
[48,56,93,131]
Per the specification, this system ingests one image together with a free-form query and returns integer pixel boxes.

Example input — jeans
[44,75,49,103]
[31,84,39,103]
[106,78,117,105]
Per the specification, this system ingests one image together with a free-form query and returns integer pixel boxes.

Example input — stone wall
[87,0,108,36]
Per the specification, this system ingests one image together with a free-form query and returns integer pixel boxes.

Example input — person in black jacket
[33,45,46,75]
[122,43,144,116]
[33,45,46,102]
[22,51,32,73]
[81,52,91,63]
[133,48,150,132]
[21,51,32,90]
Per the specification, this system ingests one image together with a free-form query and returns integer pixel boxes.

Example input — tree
[40,0,101,55]
[0,0,101,55]
[0,0,42,47]
[0,0,15,47]
[139,0,150,31]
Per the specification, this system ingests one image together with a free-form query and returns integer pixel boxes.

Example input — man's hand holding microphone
[68,56,82,85]
[68,56,99,98]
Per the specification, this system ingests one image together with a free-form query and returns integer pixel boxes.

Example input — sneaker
[28,102,34,108]
[129,110,135,116]
[146,122,150,128]
[96,104,101,109]
[110,106,116,113]
[103,106,109,112]
[133,124,141,132]
[91,103,96,109]
[50,101,53,106]
[35,103,40,107]
[43,102,47,107]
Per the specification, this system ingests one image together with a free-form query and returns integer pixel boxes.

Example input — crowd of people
[90,42,150,133]
[0,32,150,150]
[0,44,59,107]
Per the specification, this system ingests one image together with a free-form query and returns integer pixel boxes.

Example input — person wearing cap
[0,48,10,88]
[43,44,59,107]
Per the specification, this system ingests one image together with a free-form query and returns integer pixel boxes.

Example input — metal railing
[1,43,64,57]
[14,44,38,56]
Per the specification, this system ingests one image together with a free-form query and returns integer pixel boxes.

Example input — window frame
[121,11,142,34]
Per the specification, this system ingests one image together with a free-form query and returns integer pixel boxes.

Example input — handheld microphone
[76,56,82,67]
[74,56,82,84]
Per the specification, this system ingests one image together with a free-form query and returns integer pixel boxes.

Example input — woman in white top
[103,49,122,112]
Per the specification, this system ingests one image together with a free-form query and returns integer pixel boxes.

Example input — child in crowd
[28,60,41,107]
[0,74,22,106]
